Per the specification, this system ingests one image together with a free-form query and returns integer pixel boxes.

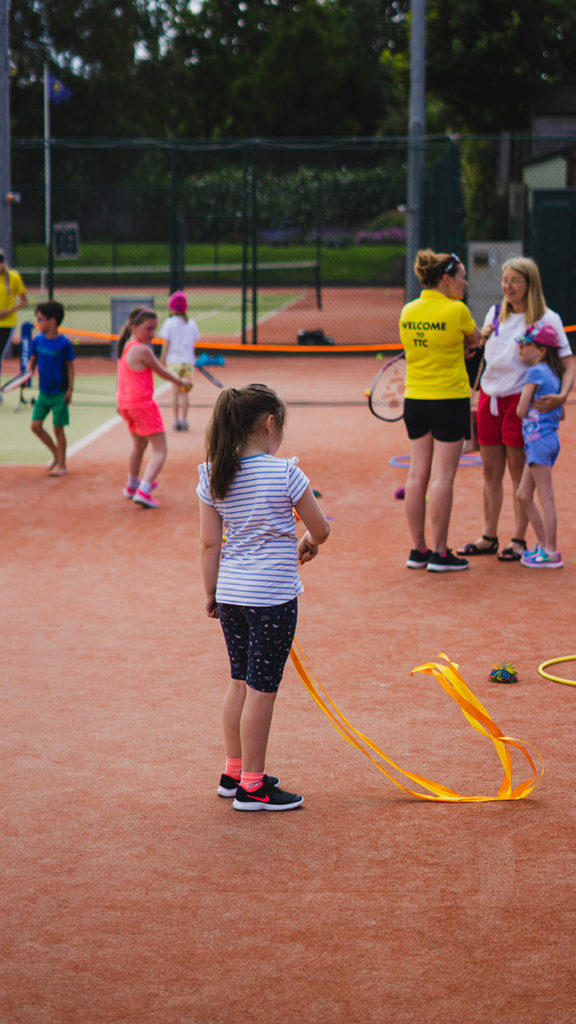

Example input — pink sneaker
[133,488,159,509]
[124,481,158,500]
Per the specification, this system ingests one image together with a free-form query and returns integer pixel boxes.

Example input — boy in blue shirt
[27,300,75,476]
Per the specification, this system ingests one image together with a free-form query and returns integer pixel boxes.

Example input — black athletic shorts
[218,598,298,693]
[403,397,471,443]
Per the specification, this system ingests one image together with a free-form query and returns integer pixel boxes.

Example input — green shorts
[32,391,70,428]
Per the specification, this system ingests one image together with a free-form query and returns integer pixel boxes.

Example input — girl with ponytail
[197,383,330,811]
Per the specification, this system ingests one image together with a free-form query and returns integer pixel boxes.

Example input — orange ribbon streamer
[290,643,543,802]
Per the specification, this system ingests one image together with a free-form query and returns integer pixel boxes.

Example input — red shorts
[118,400,164,436]
[476,389,524,448]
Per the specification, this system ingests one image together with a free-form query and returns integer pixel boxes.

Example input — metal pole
[405,0,426,301]
[44,64,51,248]
[240,145,249,345]
[0,0,13,262]
[169,146,178,292]
[251,145,258,345]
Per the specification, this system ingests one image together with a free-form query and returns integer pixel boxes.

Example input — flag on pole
[48,74,72,105]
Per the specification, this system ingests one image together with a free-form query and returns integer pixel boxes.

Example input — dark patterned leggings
[218,599,298,693]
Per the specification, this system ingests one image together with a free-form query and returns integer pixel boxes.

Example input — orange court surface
[2,352,576,1024]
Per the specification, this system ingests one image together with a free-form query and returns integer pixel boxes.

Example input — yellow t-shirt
[0,269,26,328]
[399,289,475,400]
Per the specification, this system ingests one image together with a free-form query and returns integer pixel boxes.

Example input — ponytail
[117,306,156,356]
[414,249,462,289]
[205,383,286,500]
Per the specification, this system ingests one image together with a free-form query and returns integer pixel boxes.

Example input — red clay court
[2,352,576,1024]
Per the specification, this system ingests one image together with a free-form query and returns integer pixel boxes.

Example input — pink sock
[240,771,264,792]
[225,757,242,780]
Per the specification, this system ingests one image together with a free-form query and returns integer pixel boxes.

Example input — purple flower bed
[261,227,299,246]
[354,228,406,245]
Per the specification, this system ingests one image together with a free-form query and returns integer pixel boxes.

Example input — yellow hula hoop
[538,656,576,687]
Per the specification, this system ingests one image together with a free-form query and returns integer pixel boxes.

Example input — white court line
[67,413,122,457]
[67,383,171,459]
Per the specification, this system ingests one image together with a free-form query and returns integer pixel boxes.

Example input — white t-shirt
[158,314,200,364]
[481,307,571,397]
[197,454,309,607]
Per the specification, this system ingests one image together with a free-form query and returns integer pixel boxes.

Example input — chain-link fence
[8,133,576,354]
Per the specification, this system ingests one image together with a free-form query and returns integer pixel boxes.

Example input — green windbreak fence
[9,133,576,349]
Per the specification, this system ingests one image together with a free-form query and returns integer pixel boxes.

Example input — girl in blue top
[515,322,564,568]
[197,383,330,811]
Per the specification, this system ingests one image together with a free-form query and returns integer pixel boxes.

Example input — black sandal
[497,538,527,562]
[457,535,498,556]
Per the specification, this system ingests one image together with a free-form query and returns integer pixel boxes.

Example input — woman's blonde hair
[413,249,462,289]
[500,257,546,324]
[0,251,10,291]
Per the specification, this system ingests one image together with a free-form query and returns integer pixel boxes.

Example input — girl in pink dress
[116,308,192,508]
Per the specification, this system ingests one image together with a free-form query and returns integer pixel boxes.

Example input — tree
[9,0,394,140]
[227,2,386,136]
[379,0,576,135]
[9,0,166,138]
[159,0,389,138]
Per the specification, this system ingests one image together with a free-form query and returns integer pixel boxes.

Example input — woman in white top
[458,257,574,561]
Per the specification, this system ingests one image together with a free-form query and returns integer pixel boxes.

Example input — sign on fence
[53,222,80,260]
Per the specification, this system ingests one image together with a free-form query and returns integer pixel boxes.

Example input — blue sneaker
[521,544,541,563]
[522,547,563,569]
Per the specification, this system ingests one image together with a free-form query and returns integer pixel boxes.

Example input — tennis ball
[364,388,371,397]
[394,487,405,500]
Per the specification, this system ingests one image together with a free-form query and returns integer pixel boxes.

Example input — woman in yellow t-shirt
[0,250,28,391]
[399,249,481,573]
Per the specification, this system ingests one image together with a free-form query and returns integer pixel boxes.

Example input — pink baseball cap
[516,321,559,348]
[168,291,187,314]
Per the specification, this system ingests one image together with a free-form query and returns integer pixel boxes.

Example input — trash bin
[110,297,155,359]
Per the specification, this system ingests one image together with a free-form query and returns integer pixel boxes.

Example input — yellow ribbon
[290,643,543,802]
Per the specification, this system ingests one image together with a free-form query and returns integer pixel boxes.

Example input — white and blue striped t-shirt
[197,454,309,607]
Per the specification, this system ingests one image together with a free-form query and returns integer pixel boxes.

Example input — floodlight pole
[405,0,426,301]
[0,0,13,262]
[44,64,51,248]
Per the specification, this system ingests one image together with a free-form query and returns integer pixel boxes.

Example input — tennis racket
[0,370,32,394]
[195,363,224,388]
[368,352,406,422]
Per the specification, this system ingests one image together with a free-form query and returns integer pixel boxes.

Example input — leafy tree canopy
[381,0,576,134]
[9,0,576,139]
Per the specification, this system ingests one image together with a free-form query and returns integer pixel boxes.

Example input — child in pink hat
[158,292,200,431]
[515,321,564,568]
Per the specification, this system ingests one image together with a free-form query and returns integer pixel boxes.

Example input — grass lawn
[10,288,304,342]
[13,242,405,287]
